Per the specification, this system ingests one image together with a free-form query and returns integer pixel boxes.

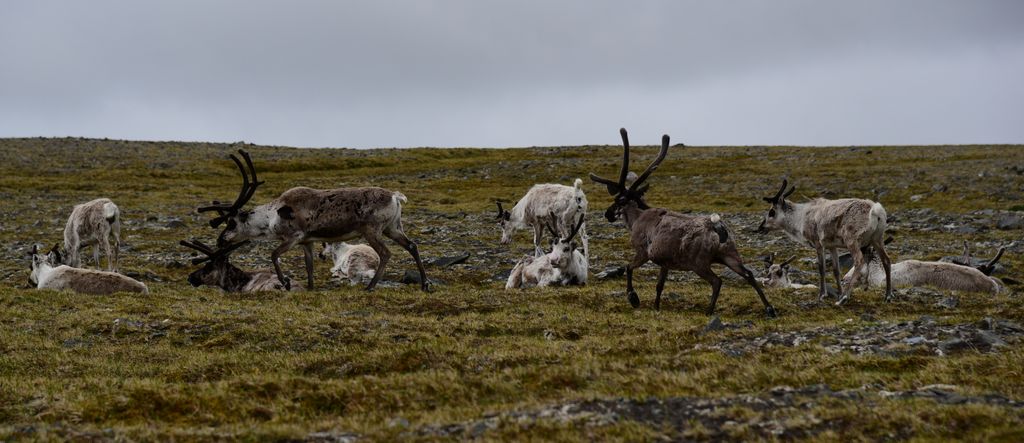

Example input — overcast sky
[1,1,1022,148]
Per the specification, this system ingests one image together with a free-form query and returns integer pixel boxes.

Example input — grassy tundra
[1,137,1023,441]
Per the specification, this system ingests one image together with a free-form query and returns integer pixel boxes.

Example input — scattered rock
[704,316,726,333]
[936,296,959,309]
[164,219,187,229]
[430,254,470,268]
[996,214,1024,230]
[595,266,625,279]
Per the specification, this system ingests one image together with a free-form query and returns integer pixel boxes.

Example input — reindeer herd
[27,128,1009,317]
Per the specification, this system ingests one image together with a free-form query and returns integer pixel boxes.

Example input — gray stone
[976,330,1007,348]
[996,214,1024,230]
[938,338,971,354]
[904,336,927,345]
[596,266,625,279]
[936,296,959,309]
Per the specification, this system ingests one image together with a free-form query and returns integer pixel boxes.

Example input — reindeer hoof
[884,291,895,303]
[421,282,433,293]
[282,277,292,291]
[835,295,850,306]
[766,306,778,318]
[627,291,640,308]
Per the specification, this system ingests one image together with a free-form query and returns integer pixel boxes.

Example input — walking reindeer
[63,198,121,271]
[197,149,428,291]
[756,179,891,305]
[590,129,776,316]
[496,179,588,258]
[180,239,299,292]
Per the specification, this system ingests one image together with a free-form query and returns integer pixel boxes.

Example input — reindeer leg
[625,252,649,308]
[693,267,723,316]
[301,243,315,290]
[722,255,777,318]
[363,232,392,292]
[838,242,864,306]
[102,234,113,272]
[829,247,843,292]
[384,228,429,292]
[111,222,120,272]
[532,223,544,257]
[270,240,298,290]
[815,246,829,301]
[654,267,669,311]
[875,240,894,302]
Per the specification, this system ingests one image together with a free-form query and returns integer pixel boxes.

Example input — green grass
[0,137,1023,440]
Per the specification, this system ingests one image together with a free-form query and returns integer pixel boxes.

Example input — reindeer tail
[710,213,729,243]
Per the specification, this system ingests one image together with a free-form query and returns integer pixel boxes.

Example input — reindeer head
[180,239,250,288]
[756,179,797,233]
[197,149,266,246]
[495,202,514,244]
[29,243,62,285]
[589,128,670,223]
[542,213,586,268]
[763,254,797,287]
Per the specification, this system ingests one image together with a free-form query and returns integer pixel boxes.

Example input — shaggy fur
[31,246,146,294]
[758,180,892,305]
[846,256,1002,295]
[590,129,775,316]
[63,198,120,271]
[498,179,588,258]
[200,150,427,291]
[320,242,380,285]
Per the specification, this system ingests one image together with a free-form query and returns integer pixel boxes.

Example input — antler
[197,149,264,227]
[589,128,632,195]
[544,212,561,239]
[180,239,250,265]
[627,134,670,194]
[764,179,795,204]
[978,245,1006,276]
[563,214,586,242]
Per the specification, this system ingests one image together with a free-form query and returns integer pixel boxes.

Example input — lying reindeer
[845,237,1003,295]
[760,254,817,290]
[941,241,1007,276]
[590,128,775,316]
[505,214,588,289]
[319,242,380,285]
[30,244,147,294]
[180,239,300,292]
[198,149,427,291]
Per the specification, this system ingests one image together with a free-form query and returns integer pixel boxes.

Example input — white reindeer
[30,244,147,294]
[760,255,818,290]
[756,179,891,305]
[320,242,380,285]
[505,214,588,289]
[496,179,588,258]
[845,238,1003,295]
[197,149,427,291]
[63,198,120,271]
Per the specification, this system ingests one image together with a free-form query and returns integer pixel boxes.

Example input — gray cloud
[1,0,1022,147]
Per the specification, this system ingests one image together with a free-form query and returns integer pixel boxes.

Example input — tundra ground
[1,138,1022,441]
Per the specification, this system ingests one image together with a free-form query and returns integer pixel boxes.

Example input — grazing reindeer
[496,178,588,258]
[319,242,380,285]
[846,240,1002,295]
[197,149,427,291]
[505,214,588,289]
[63,198,121,271]
[30,244,147,294]
[941,241,1007,276]
[756,179,892,305]
[180,239,299,292]
[589,128,775,316]
[760,255,817,290]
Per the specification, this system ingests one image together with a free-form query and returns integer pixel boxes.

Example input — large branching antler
[628,134,670,194]
[590,128,671,199]
[197,149,264,227]
[764,179,796,204]
[589,128,632,195]
[180,239,250,265]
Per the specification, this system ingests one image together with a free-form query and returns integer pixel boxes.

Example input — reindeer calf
[760,255,817,290]
[64,198,121,271]
[181,240,300,292]
[320,242,380,285]
[30,244,147,294]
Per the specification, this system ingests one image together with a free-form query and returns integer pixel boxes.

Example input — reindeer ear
[31,244,38,255]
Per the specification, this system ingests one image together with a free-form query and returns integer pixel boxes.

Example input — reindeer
[589,128,776,316]
[30,244,147,294]
[319,242,380,285]
[505,214,588,289]
[496,178,588,258]
[63,198,121,271]
[760,254,818,290]
[846,238,1003,295]
[180,239,299,292]
[197,149,427,291]
[756,179,892,305]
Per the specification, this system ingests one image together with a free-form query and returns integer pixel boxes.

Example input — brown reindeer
[589,128,776,317]
[197,149,427,291]
[180,239,300,292]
